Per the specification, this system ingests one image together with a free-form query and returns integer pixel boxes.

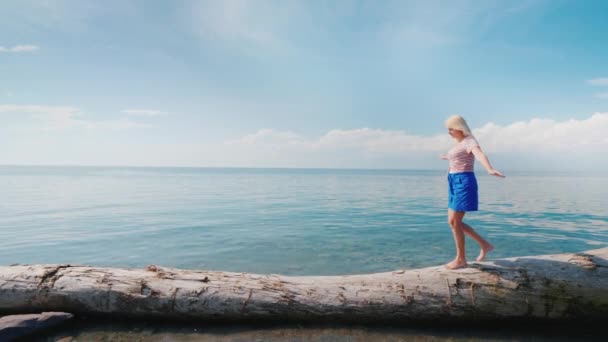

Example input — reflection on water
[0,166,606,275]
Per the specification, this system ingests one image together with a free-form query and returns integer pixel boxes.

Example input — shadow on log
[0,312,73,341]
[0,248,606,323]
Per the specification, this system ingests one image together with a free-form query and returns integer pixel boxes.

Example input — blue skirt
[448,172,478,212]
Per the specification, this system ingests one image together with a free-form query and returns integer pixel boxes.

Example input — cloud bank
[218,113,608,169]
[1,110,607,170]
[229,113,608,153]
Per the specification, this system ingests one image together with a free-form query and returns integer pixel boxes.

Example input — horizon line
[0,163,603,175]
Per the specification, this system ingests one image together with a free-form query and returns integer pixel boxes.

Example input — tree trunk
[1,248,606,322]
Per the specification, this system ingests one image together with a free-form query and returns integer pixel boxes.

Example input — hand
[489,169,505,178]
[439,154,448,160]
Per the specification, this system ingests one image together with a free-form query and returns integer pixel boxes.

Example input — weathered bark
[0,312,73,341]
[0,248,606,322]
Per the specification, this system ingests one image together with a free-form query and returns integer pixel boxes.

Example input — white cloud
[121,109,168,116]
[594,92,608,99]
[229,128,302,145]
[228,127,451,153]
[318,128,449,152]
[218,113,608,168]
[0,45,39,53]
[587,78,608,86]
[77,118,148,130]
[236,113,608,154]
[2,109,607,170]
[0,105,79,127]
[0,104,148,131]
[473,113,608,152]
[10,45,39,52]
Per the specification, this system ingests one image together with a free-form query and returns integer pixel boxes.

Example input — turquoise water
[0,166,606,275]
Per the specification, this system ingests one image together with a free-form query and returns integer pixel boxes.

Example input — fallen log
[0,312,73,341]
[0,248,606,322]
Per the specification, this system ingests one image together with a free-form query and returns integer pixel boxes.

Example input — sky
[1,0,608,171]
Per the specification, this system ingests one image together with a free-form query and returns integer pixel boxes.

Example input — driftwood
[0,248,606,323]
[0,312,73,340]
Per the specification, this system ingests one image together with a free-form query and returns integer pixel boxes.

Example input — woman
[440,115,504,270]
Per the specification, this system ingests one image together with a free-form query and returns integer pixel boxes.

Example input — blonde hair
[444,115,472,136]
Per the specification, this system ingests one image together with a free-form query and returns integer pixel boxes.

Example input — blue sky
[1,0,607,170]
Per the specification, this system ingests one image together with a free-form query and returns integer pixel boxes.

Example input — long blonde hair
[444,115,472,136]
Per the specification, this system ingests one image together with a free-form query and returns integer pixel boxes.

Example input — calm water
[0,166,606,275]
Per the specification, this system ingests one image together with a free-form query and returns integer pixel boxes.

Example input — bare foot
[476,243,494,262]
[445,259,468,270]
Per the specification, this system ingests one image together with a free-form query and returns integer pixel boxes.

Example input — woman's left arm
[471,146,505,178]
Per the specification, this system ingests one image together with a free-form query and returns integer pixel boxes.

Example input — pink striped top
[447,135,479,173]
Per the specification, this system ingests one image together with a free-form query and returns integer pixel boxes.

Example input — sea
[1,165,606,275]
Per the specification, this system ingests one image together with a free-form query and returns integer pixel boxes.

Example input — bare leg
[446,209,467,269]
[461,223,494,261]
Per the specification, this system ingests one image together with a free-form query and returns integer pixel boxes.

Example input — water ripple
[0,166,606,275]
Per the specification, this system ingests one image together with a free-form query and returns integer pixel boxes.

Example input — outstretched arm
[471,146,505,177]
